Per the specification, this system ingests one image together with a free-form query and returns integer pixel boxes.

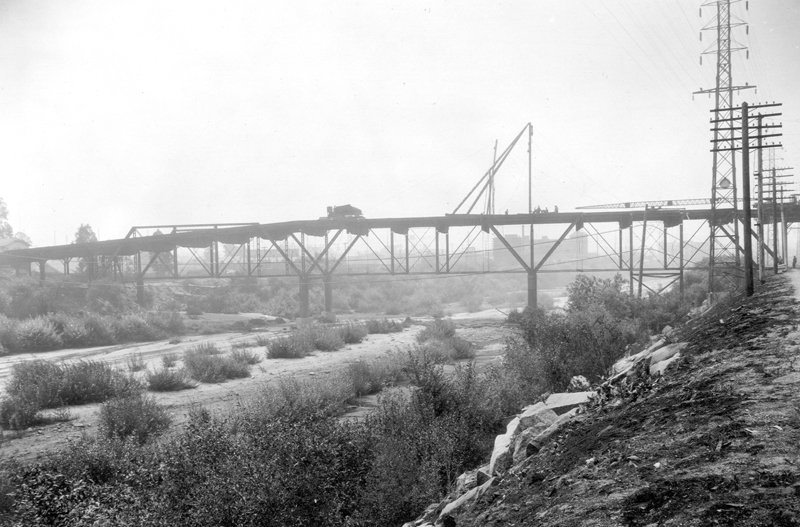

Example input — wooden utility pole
[741,103,754,296]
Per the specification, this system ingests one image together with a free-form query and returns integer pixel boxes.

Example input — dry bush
[183,349,251,383]
[147,367,196,392]
[98,393,171,444]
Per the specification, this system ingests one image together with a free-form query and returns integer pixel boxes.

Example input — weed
[231,340,255,350]
[254,333,271,347]
[147,368,196,391]
[98,393,171,444]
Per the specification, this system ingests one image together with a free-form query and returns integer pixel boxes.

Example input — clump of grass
[338,323,368,344]
[147,368,196,392]
[416,318,456,342]
[126,353,146,372]
[161,352,177,368]
[183,349,251,383]
[365,319,404,334]
[98,393,171,444]
[266,334,313,359]
[230,348,262,365]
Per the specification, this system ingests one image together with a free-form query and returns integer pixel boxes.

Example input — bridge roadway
[1,205,797,315]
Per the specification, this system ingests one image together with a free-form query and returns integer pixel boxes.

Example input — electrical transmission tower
[694,0,755,298]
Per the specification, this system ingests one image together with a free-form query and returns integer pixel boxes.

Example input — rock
[528,408,579,453]
[489,417,523,476]
[475,465,491,485]
[661,325,675,339]
[439,477,496,520]
[544,391,593,415]
[518,402,558,430]
[649,353,681,376]
[455,469,478,495]
[568,375,591,392]
[512,409,559,464]
[649,342,687,365]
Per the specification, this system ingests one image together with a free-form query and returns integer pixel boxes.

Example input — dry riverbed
[0,311,514,463]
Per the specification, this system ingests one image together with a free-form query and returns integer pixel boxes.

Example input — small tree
[0,198,15,239]
[74,224,98,277]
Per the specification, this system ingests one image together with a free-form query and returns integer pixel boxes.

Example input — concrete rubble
[407,327,688,527]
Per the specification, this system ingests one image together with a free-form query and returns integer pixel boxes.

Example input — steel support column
[299,275,310,318]
[323,275,333,313]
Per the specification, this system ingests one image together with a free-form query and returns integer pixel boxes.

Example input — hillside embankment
[414,271,800,526]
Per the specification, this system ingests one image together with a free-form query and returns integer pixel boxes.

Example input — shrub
[448,335,475,360]
[365,318,403,334]
[82,313,116,346]
[147,368,195,392]
[347,357,404,397]
[416,318,456,343]
[0,360,141,429]
[113,314,161,342]
[338,323,368,344]
[145,311,185,335]
[230,348,262,365]
[0,315,19,352]
[98,393,171,443]
[266,334,313,359]
[126,353,146,372]
[183,349,251,383]
[0,395,40,430]
[15,317,62,351]
[309,326,345,351]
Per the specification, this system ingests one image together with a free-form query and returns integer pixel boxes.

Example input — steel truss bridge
[1,205,797,316]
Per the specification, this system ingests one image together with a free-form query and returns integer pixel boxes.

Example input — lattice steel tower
[694,0,754,297]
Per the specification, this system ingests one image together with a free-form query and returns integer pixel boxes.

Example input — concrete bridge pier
[527,270,537,310]
[323,275,333,313]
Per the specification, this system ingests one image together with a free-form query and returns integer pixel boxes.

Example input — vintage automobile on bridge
[326,204,363,219]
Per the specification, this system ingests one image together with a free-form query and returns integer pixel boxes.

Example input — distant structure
[0,237,31,275]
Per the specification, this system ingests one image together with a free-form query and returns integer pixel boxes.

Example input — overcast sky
[0,0,798,245]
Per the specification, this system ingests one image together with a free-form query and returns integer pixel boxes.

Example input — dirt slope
[453,273,800,527]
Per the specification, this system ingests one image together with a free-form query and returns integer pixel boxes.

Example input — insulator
[699,7,702,17]
[746,25,749,35]
[700,56,703,65]
[746,1,749,10]
[747,50,750,59]
[700,32,703,41]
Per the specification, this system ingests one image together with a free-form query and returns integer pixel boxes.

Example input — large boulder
[650,352,681,376]
[439,477,496,521]
[488,416,523,476]
[544,391,593,415]
[455,469,479,495]
[649,342,687,365]
[527,407,580,453]
[518,402,558,429]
